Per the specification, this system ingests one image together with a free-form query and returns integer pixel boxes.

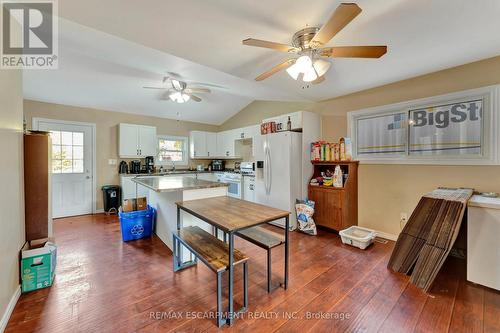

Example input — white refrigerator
[254,131,302,230]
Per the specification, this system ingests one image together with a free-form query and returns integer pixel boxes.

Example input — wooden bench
[172,226,248,327]
[236,225,285,292]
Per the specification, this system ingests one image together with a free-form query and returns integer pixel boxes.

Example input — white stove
[217,171,242,198]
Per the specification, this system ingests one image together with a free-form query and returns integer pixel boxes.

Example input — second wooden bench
[173,226,248,327]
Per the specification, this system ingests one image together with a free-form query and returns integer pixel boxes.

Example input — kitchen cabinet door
[221,130,237,157]
[206,132,217,157]
[119,123,139,157]
[138,125,157,157]
[190,131,207,158]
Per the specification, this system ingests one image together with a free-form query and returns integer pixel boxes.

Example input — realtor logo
[1,0,58,69]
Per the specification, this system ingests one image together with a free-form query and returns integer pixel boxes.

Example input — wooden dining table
[176,196,290,326]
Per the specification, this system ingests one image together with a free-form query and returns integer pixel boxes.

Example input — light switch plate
[108,159,117,166]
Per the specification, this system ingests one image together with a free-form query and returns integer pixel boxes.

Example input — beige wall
[319,55,500,236]
[0,70,25,326]
[24,100,218,210]
[219,100,314,131]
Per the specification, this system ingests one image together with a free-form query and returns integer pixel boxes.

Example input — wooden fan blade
[243,38,297,53]
[185,81,227,89]
[143,86,168,89]
[311,3,362,46]
[188,94,202,102]
[321,45,387,58]
[312,76,326,85]
[184,88,211,94]
[255,59,295,81]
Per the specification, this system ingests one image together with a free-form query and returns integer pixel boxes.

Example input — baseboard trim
[374,230,398,241]
[0,285,20,333]
[94,209,104,214]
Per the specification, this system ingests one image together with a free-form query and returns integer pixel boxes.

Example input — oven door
[224,179,242,198]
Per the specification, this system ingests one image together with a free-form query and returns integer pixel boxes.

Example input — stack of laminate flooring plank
[388,188,473,292]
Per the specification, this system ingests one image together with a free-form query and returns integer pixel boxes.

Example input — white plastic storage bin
[339,226,377,250]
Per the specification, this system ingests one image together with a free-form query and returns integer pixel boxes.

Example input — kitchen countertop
[131,176,228,193]
[120,170,217,177]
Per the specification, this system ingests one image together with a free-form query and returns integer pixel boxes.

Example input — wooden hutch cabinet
[307,161,358,231]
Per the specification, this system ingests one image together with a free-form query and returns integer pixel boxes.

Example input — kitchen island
[131,176,228,251]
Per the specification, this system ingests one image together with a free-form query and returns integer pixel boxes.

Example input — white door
[36,119,94,218]
[138,125,157,157]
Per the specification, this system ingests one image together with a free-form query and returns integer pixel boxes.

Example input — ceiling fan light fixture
[286,63,300,80]
[302,66,318,82]
[168,91,190,103]
[313,59,331,78]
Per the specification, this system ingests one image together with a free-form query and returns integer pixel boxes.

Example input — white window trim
[347,85,500,165]
[156,135,189,166]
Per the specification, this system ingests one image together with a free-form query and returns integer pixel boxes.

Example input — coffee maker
[119,161,128,174]
[130,160,141,174]
[211,160,225,171]
[145,156,154,173]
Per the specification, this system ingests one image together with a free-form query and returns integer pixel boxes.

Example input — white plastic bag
[295,199,317,236]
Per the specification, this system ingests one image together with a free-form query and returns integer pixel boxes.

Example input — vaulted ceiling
[23,0,500,124]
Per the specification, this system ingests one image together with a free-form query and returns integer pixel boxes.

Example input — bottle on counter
[287,116,292,131]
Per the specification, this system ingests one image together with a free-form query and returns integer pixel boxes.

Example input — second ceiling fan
[242,2,387,84]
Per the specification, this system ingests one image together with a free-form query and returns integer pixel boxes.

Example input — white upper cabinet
[138,125,157,156]
[206,132,217,158]
[189,125,260,159]
[190,131,208,158]
[190,131,217,158]
[217,130,239,158]
[119,123,157,158]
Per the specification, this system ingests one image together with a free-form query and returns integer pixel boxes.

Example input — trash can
[102,185,121,214]
[119,205,156,241]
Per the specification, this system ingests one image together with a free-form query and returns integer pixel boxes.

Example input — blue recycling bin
[118,205,156,241]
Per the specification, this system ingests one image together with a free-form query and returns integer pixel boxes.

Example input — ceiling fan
[143,75,212,103]
[242,3,387,84]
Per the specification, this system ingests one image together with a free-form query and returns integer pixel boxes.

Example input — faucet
[171,160,176,172]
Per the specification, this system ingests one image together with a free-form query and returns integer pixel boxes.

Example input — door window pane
[73,159,84,173]
[50,130,85,174]
[61,160,73,173]
[61,131,72,145]
[73,146,83,159]
[73,132,83,146]
[50,131,61,145]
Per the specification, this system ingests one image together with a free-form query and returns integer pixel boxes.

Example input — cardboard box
[21,240,57,293]
[122,198,136,212]
[136,197,147,211]
[122,197,148,212]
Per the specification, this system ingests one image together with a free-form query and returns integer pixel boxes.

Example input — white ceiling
[24,0,500,124]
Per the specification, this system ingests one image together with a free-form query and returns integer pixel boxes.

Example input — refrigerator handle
[264,145,270,194]
[267,145,272,195]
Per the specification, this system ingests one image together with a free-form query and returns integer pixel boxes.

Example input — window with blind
[157,135,188,165]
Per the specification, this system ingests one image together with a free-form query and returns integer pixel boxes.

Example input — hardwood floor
[6,214,500,333]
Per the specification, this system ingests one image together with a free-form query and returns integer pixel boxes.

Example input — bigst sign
[409,99,483,155]
[411,100,482,129]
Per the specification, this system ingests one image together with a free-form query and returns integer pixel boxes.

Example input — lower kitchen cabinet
[120,176,149,202]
